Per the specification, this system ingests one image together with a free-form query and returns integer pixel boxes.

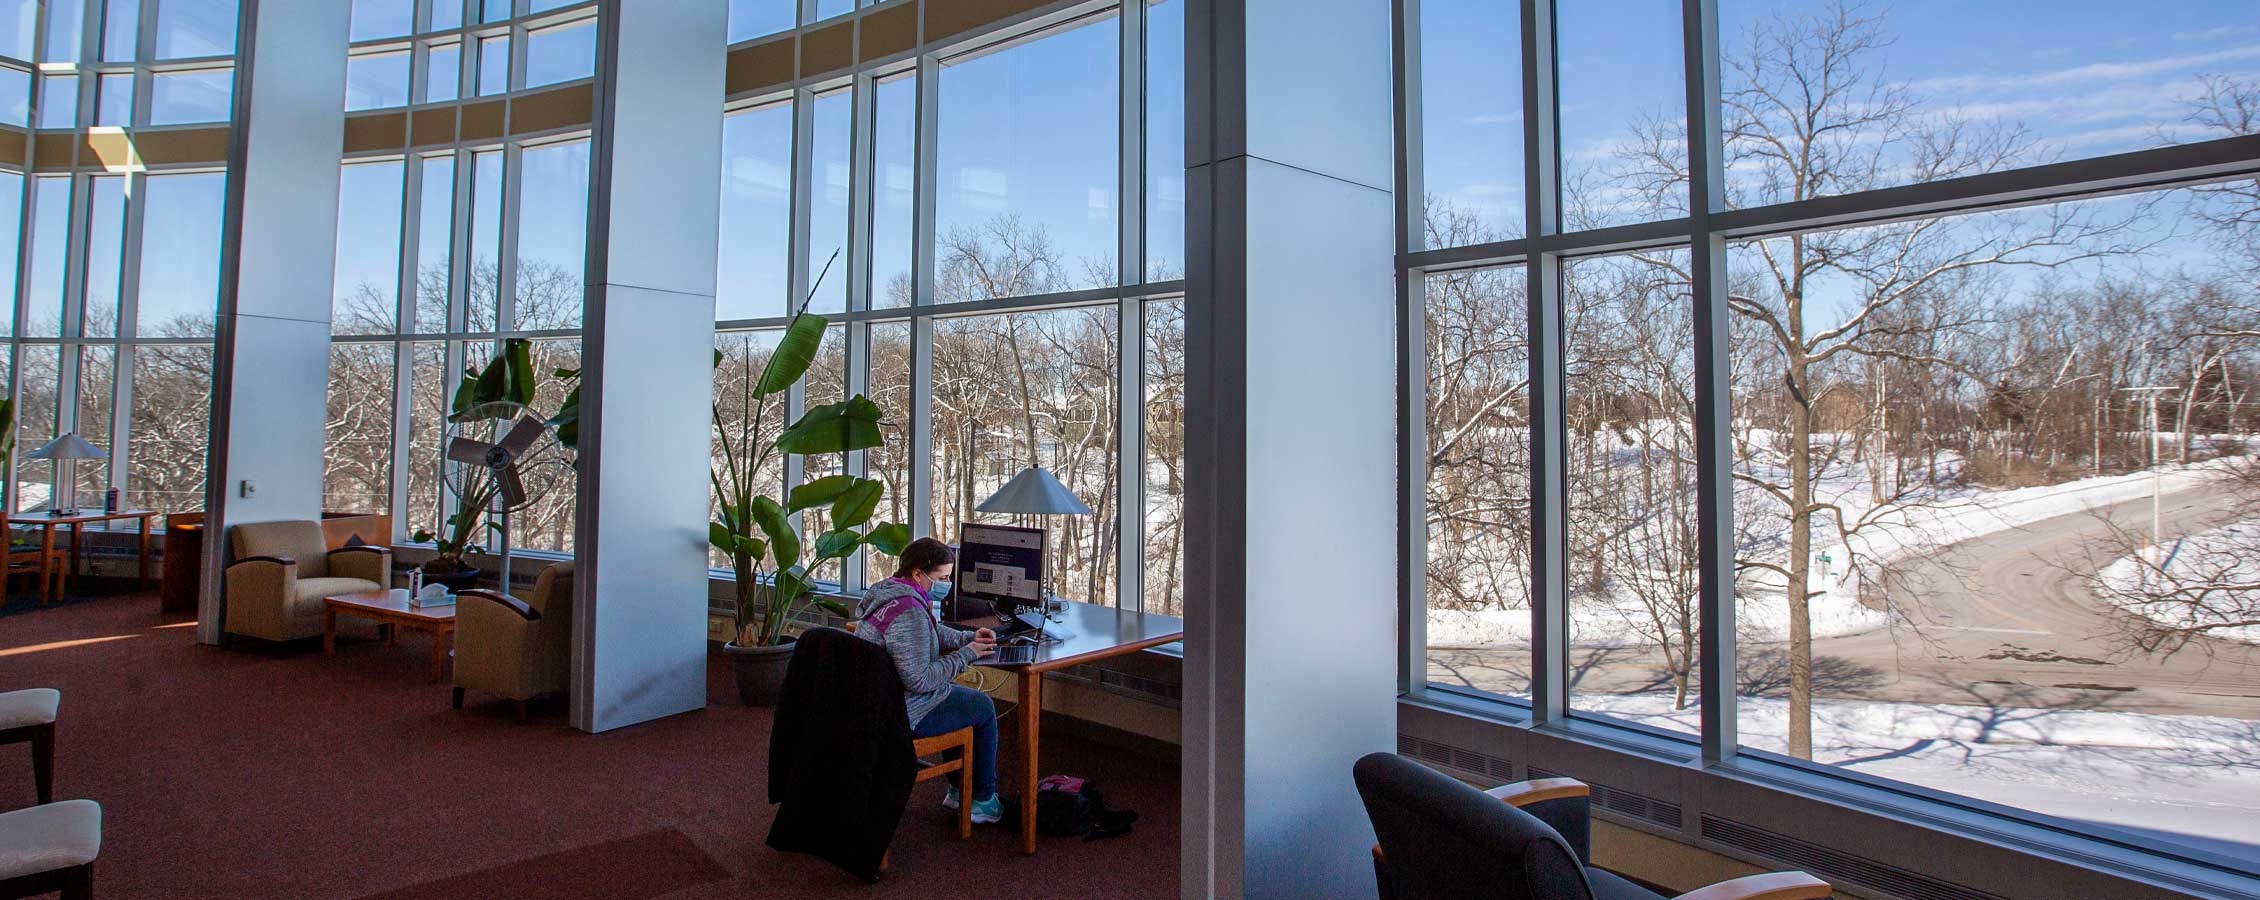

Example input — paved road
[1429,486,2260,720]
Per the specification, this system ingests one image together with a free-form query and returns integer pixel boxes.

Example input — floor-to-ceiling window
[1402,0,2260,875]
[4,0,237,518]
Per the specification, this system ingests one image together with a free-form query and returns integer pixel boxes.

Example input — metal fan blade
[498,464,527,508]
[498,415,546,457]
[446,438,498,466]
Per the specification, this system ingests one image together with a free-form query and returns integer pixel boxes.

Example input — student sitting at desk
[853,537,1004,823]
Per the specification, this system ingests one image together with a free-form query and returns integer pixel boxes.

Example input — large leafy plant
[412,338,544,574]
[714,259,907,647]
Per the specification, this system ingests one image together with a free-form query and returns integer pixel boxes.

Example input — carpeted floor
[0,592,1180,898]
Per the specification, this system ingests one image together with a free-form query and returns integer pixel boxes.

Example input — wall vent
[1700,815,2011,900]
[1397,735,1516,781]
[1528,766,1684,830]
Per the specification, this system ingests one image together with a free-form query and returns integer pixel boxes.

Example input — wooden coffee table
[323,591,457,683]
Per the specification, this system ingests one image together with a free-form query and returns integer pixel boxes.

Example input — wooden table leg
[1018,669,1042,856]
[138,513,152,586]
[431,628,451,683]
[39,524,56,606]
[67,525,80,589]
[323,609,338,655]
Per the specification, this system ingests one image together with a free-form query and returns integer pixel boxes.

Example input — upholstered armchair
[453,562,574,723]
[224,521,392,642]
[1356,753,1832,900]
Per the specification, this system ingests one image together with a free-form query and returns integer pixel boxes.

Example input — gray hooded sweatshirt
[852,578,976,728]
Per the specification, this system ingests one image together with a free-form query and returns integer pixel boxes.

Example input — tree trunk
[1786,353,1816,760]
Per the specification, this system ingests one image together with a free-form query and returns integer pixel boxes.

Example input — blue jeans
[912,684,998,801]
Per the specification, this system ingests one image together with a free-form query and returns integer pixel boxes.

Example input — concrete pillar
[1180,0,1400,896]
[569,0,726,733]
[198,0,351,645]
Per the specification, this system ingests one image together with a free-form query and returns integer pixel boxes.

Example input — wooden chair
[1356,753,1832,900]
[0,690,57,805]
[3,519,63,606]
[838,621,975,866]
[0,799,99,900]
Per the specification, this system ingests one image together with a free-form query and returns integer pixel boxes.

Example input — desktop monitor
[953,522,1044,624]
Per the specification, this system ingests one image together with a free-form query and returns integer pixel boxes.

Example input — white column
[1181,0,1399,896]
[198,0,351,645]
[569,0,727,733]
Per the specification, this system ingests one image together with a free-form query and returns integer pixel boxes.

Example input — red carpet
[0,593,1180,898]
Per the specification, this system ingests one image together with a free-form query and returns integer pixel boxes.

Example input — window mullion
[1682,0,1736,765]
[1523,0,1568,725]
[1393,0,1427,691]
[1116,0,1146,612]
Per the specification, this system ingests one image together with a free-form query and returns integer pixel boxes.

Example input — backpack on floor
[1036,775,1139,840]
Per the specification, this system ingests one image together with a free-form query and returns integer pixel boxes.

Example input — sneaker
[942,785,961,811]
[969,793,1004,825]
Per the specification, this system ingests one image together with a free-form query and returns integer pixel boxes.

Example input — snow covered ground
[1429,456,2244,649]
[2100,516,2260,645]
[1585,692,2260,860]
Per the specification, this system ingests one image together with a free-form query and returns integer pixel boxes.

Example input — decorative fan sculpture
[441,400,572,589]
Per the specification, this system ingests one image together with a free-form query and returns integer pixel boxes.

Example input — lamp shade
[977,466,1092,516]
[25,432,107,461]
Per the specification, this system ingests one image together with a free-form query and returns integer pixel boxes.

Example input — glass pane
[73,346,117,509]
[345,51,411,110]
[406,343,447,539]
[432,0,464,32]
[514,139,588,330]
[727,0,792,43]
[1729,187,2260,863]
[0,172,19,339]
[0,0,35,59]
[83,176,127,338]
[350,0,414,41]
[524,17,593,88]
[102,0,138,62]
[326,342,395,514]
[937,17,1120,296]
[815,0,851,22]
[716,102,792,321]
[412,155,455,333]
[871,75,914,309]
[1565,250,1698,734]
[137,172,225,338]
[1720,0,2260,200]
[528,0,577,12]
[711,330,784,567]
[148,68,232,125]
[931,307,1121,607]
[25,176,67,337]
[1419,0,1521,247]
[1422,266,1531,700]
[94,72,130,126]
[476,34,508,96]
[805,88,852,314]
[866,321,913,576]
[481,0,511,24]
[517,338,580,552]
[0,67,28,126]
[15,347,58,511]
[802,326,849,582]
[334,161,405,335]
[1143,298,1186,615]
[466,150,503,331]
[154,0,236,59]
[37,73,74,128]
[1144,0,1185,280]
[1557,0,1684,229]
[40,0,80,63]
[425,42,460,102]
[127,344,213,511]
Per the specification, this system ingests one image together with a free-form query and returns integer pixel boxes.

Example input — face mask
[928,579,952,602]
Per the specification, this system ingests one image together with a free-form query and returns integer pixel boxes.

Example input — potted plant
[714,258,908,705]
[410,339,545,592]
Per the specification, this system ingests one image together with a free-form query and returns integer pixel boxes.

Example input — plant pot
[417,564,482,594]
[725,638,797,706]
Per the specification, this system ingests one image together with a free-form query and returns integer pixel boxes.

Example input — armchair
[1355,753,1832,900]
[223,521,392,642]
[452,562,573,723]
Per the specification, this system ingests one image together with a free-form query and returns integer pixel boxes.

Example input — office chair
[1354,752,1832,900]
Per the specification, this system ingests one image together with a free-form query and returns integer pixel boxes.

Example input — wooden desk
[323,591,458,683]
[13,509,161,603]
[968,599,1184,855]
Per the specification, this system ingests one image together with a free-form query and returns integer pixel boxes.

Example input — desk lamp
[976,465,1091,622]
[26,433,108,516]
